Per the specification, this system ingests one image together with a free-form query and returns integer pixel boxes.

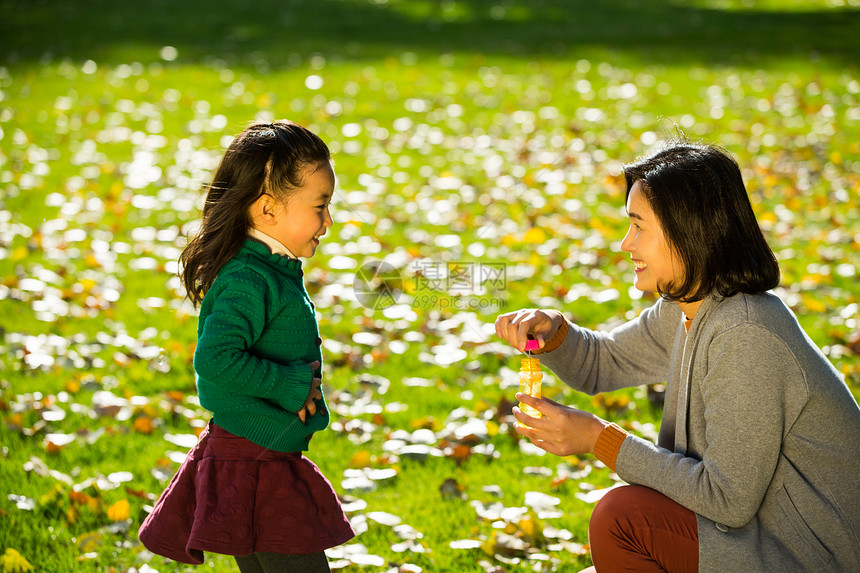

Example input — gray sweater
[540,292,860,572]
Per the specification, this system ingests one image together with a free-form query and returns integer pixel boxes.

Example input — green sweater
[194,239,327,452]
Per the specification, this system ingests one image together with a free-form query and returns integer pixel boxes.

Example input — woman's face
[620,180,684,295]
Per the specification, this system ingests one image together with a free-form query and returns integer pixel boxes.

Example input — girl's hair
[623,141,780,303]
[179,120,331,306]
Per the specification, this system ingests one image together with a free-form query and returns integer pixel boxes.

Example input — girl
[495,142,860,572]
[139,120,354,572]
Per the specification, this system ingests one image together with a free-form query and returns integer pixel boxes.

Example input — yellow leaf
[107,498,130,522]
[522,227,546,244]
[38,483,65,508]
[1,548,34,573]
[518,513,546,545]
[473,398,493,414]
[348,450,373,469]
[480,531,497,557]
[10,247,28,262]
[5,413,23,430]
[801,295,827,314]
[408,416,439,431]
[77,531,103,553]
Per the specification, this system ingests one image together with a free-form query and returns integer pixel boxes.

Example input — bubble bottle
[518,338,542,422]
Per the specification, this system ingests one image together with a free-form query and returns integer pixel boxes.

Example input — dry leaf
[133,416,154,434]
[106,499,130,521]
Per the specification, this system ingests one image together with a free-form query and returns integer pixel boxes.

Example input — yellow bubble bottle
[518,339,542,423]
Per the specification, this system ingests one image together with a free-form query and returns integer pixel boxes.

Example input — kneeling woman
[495,142,860,572]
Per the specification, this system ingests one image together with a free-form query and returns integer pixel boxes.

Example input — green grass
[2,0,859,571]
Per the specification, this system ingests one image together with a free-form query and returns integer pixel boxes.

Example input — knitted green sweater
[193,239,327,452]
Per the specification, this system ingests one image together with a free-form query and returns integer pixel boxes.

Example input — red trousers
[588,485,698,572]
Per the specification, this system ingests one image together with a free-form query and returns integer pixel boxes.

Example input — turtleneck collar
[248,227,299,260]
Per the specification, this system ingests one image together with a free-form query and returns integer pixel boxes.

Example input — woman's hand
[495,308,565,352]
[513,393,607,457]
[297,361,322,423]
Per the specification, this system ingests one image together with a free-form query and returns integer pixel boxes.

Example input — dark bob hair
[179,120,331,306]
[623,142,780,303]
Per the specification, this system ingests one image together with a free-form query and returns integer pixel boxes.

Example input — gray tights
[235,551,330,573]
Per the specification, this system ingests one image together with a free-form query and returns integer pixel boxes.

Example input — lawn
[1,0,859,571]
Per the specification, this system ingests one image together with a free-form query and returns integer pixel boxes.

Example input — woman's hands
[513,393,608,457]
[497,308,608,458]
[495,308,565,352]
[298,361,322,423]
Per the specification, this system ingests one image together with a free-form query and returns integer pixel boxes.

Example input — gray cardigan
[540,292,860,572]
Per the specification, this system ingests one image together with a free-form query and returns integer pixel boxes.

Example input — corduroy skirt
[138,422,355,564]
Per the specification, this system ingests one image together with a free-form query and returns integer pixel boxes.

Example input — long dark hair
[623,141,780,303]
[179,120,331,306]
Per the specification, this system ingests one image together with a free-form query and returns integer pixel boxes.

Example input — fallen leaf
[348,450,373,469]
[0,548,34,573]
[449,444,472,464]
[439,478,466,500]
[107,499,130,521]
[69,490,100,514]
[77,530,104,553]
[133,416,154,434]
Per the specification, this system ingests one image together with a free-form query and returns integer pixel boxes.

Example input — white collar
[248,227,299,260]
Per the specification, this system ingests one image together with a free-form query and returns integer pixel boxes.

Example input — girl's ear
[251,193,279,225]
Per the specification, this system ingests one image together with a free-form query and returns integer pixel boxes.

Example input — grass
[1,0,859,571]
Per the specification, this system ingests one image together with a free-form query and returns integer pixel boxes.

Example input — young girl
[139,120,354,572]
[495,142,860,572]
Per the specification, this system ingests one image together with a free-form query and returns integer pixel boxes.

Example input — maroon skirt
[138,423,355,564]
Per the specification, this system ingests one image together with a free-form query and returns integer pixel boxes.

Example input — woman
[495,142,860,572]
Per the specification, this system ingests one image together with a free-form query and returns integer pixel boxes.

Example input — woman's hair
[622,141,780,303]
[179,120,331,306]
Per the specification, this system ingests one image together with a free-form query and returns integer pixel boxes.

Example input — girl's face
[266,162,335,258]
[621,180,684,295]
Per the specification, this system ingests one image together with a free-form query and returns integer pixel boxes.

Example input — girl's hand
[513,393,607,457]
[495,308,565,352]
[297,361,322,424]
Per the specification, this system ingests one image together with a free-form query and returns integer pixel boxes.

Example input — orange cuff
[532,320,570,355]
[593,423,628,472]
